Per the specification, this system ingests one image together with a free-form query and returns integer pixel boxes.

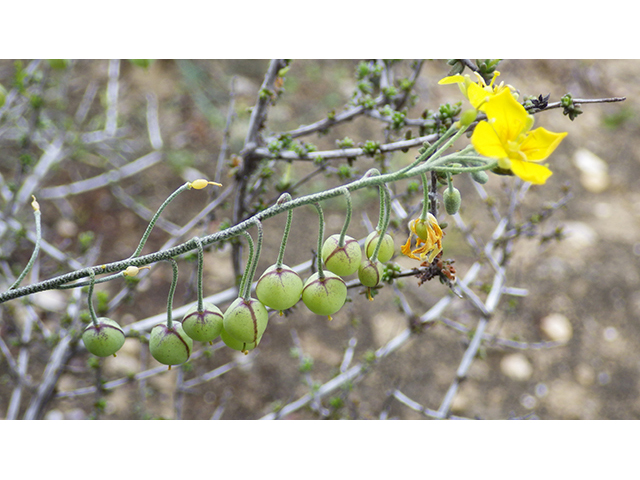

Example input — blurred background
[0,59,638,419]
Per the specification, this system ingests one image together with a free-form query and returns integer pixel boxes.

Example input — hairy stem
[275,193,293,268]
[1,147,495,305]
[193,237,205,312]
[313,203,325,279]
[9,196,41,290]
[337,188,352,247]
[166,258,179,329]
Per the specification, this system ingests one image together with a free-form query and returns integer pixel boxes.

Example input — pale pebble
[572,148,609,193]
[500,353,533,381]
[540,313,573,343]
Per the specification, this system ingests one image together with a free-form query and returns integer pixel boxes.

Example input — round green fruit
[82,317,126,357]
[220,327,260,354]
[223,297,268,344]
[364,231,394,263]
[301,271,347,318]
[182,302,224,343]
[149,322,193,367]
[321,234,362,276]
[358,259,384,288]
[255,264,303,313]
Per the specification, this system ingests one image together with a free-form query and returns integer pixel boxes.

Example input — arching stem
[275,193,293,268]
[9,196,41,290]
[193,237,205,312]
[238,231,254,300]
[86,269,99,328]
[313,203,325,279]
[420,173,431,221]
[238,219,263,300]
[371,184,391,262]
[337,188,352,247]
[166,258,179,329]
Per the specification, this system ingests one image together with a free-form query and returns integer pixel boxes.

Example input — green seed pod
[223,297,269,344]
[321,234,362,276]
[220,327,260,354]
[358,259,384,288]
[255,264,303,314]
[82,317,126,357]
[301,272,347,319]
[470,170,489,184]
[149,322,193,367]
[364,231,394,263]
[443,186,462,215]
[182,302,224,343]
[458,108,477,128]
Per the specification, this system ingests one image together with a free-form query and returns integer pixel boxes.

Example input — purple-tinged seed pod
[82,317,126,357]
[321,234,362,276]
[301,271,347,319]
[223,297,269,344]
[182,302,224,343]
[256,264,303,314]
[149,321,193,367]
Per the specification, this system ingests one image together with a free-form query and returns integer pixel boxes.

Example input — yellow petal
[471,121,509,159]
[509,158,553,185]
[413,243,431,257]
[428,213,443,238]
[466,82,493,110]
[438,75,465,85]
[520,127,568,162]
[426,244,442,263]
[401,237,419,260]
[482,89,529,142]
[408,218,418,235]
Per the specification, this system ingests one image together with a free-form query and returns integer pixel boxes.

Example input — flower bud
[458,108,477,128]
[189,179,222,190]
[123,266,150,277]
[470,170,489,184]
[443,186,461,215]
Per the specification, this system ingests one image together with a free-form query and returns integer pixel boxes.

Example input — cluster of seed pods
[81,230,395,367]
[80,180,398,368]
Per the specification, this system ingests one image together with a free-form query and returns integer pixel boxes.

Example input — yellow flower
[471,89,568,185]
[401,213,443,262]
[438,71,512,111]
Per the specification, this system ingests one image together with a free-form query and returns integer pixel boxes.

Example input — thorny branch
[0,59,625,420]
